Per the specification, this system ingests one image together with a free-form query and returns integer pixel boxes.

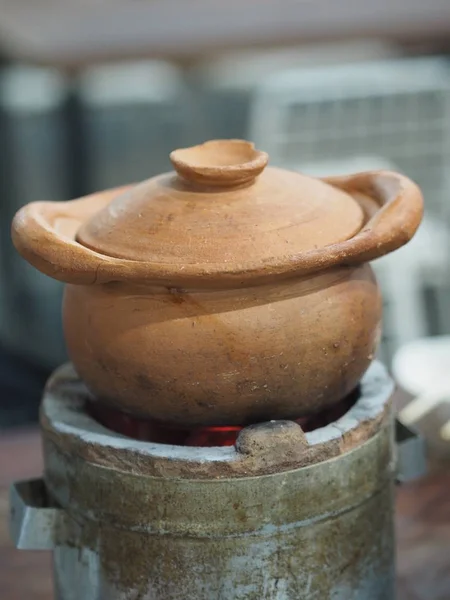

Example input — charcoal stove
[9,360,425,600]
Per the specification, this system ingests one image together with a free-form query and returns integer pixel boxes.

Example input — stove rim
[40,360,393,476]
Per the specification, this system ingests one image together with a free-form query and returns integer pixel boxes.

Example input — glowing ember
[88,389,358,447]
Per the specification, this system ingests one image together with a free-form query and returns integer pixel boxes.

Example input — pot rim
[11,170,423,289]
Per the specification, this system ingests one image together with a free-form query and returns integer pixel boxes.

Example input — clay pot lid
[75,139,364,270]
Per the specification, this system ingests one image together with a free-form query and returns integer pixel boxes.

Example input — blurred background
[0,3,450,600]
[0,2,450,432]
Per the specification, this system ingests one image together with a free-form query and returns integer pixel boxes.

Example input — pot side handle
[322,171,424,264]
[11,186,132,285]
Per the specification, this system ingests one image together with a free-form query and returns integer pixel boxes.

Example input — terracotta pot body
[63,265,380,425]
[11,140,423,426]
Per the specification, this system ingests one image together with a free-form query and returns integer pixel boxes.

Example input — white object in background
[393,337,450,447]
[80,61,183,106]
[292,156,392,177]
[1,65,67,111]
[393,337,450,398]
[374,216,448,345]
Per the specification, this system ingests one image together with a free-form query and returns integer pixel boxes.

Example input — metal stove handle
[395,419,427,484]
[9,478,65,550]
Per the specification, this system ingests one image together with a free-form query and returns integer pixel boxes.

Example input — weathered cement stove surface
[10,361,425,600]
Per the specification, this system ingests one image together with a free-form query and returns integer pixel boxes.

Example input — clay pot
[12,140,423,426]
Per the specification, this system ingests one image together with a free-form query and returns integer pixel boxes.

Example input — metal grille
[248,57,450,218]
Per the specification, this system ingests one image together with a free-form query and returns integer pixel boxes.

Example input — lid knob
[170,139,268,187]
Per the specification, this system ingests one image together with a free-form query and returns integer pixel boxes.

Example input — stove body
[10,361,424,600]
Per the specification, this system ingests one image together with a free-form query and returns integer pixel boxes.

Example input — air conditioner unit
[249,57,450,219]
[190,41,399,140]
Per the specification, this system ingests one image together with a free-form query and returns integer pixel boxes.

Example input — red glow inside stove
[88,391,357,447]
[185,426,243,447]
